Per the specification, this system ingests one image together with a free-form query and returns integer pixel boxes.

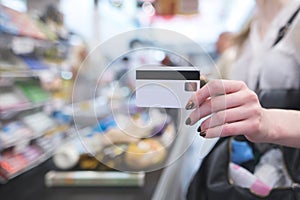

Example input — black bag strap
[255,5,300,92]
[273,5,300,46]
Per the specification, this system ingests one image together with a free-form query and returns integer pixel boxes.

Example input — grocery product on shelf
[0,3,84,183]
[0,5,47,39]
[0,86,31,113]
[21,112,56,135]
[0,121,34,151]
[15,79,51,104]
[19,56,49,70]
[0,49,27,72]
[0,114,74,182]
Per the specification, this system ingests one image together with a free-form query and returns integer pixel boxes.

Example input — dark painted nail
[199,130,206,137]
[200,77,208,88]
[185,100,195,110]
[197,126,201,132]
[185,117,191,125]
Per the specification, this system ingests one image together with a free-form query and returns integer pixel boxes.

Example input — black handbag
[256,89,300,110]
[186,138,300,200]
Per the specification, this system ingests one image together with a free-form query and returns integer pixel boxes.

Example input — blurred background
[0,0,256,200]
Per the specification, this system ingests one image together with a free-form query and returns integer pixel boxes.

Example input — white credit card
[135,66,200,108]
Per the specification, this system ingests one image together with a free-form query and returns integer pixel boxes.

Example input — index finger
[185,80,247,110]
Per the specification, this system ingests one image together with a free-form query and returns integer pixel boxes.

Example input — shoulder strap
[273,5,300,47]
[256,5,300,91]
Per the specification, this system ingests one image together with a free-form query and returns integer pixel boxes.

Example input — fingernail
[200,76,208,88]
[185,117,191,125]
[199,130,206,137]
[215,93,224,97]
[197,126,201,132]
[185,100,195,110]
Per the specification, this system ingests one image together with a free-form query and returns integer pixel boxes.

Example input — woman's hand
[185,79,268,143]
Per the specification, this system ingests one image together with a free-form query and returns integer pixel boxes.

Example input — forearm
[259,109,300,148]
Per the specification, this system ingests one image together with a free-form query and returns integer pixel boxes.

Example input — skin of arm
[260,108,300,148]
[185,79,300,148]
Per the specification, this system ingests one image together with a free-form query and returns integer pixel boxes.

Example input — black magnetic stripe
[136,70,200,80]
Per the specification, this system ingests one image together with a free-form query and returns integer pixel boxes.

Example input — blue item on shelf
[19,56,49,70]
[52,111,72,124]
[92,116,117,133]
[0,7,19,35]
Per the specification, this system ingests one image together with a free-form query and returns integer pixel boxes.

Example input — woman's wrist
[257,108,279,144]
[257,109,300,147]
[245,108,271,143]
